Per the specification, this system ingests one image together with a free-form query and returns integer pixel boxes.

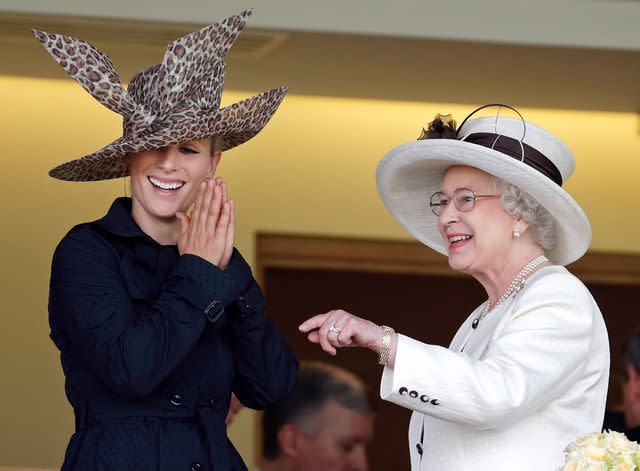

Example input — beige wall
[1,75,639,467]
[3,0,640,50]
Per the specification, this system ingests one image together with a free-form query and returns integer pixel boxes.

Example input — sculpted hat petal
[34,9,287,181]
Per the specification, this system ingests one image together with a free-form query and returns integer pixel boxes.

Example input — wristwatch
[378,325,395,366]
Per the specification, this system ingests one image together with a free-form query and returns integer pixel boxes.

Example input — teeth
[449,235,471,243]
[149,177,184,190]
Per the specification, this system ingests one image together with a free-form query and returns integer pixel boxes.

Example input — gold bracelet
[378,325,395,366]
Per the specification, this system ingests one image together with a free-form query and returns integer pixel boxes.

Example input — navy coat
[49,198,298,470]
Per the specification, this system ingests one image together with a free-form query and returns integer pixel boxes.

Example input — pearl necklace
[471,255,549,329]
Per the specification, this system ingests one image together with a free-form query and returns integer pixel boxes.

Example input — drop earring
[513,226,521,238]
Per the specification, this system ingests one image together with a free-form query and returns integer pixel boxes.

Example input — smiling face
[436,165,516,276]
[127,138,221,226]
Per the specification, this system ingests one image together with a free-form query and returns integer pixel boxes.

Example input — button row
[399,386,439,405]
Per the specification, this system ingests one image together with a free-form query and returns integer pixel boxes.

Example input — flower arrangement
[559,430,640,470]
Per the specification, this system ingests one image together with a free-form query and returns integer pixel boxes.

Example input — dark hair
[262,361,372,460]
[625,329,640,375]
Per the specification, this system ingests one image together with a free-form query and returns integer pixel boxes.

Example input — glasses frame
[429,188,500,216]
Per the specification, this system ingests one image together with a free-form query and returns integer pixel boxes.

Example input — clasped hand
[176,177,235,269]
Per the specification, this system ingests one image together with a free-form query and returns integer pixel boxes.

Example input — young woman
[38,9,298,470]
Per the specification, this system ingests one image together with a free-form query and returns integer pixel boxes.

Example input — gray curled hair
[494,177,557,252]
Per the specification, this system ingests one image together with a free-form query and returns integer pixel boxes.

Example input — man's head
[623,330,640,421]
[262,362,373,471]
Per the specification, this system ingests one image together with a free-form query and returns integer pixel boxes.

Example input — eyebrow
[180,141,206,150]
[439,186,479,193]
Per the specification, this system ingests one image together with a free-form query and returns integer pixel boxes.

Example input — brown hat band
[464,132,563,186]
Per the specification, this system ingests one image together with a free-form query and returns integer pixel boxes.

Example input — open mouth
[447,234,472,249]
[148,176,185,191]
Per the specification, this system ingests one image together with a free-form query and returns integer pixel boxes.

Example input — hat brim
[376,139,591,266]
[49,87,286,182]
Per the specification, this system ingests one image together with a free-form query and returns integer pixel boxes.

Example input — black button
[431,399,440,405]
[191,462,202,471]
[416,443,423,455]
[409,390,418,398]
[399,387,408,395]
[170,394,183,406]
[210,398,220,409]
[420,395,429,403]
[205,300,224,323]
[238,296,251,310]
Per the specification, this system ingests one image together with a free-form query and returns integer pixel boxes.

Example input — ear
[277,423,301,458]
[513,218,531,238]
[207,149,222,177]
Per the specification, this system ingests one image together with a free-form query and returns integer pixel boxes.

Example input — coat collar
[93,198,177,272]
[94,197,145,239]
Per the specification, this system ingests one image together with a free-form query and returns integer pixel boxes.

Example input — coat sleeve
[224,254,299,409]
[380,272,597,430]
[49,227,252,398]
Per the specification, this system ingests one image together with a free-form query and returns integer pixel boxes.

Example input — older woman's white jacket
[380,266,610,471]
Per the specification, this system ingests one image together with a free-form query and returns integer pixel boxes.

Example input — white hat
[376,105,591,266]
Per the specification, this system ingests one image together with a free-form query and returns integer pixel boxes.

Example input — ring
[328,324,341,334]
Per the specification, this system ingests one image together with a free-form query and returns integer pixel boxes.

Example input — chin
[447,253,474,274]
[148,200,185,219]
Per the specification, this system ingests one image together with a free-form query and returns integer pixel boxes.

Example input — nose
[156,146,179,172]
[438,200,460,226]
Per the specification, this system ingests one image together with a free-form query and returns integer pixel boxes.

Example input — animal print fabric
[33,8,287,181]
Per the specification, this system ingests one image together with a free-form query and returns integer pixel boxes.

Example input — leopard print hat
[33,9,286,181]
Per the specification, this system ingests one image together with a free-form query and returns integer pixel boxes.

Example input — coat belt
[74,403,231,469]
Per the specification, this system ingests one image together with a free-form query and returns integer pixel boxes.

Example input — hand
[298,309,383,356]
[217,179,235,269]
[176,177,235,268]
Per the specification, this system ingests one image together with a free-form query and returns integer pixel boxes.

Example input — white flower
[559,431,640,471]
[562,454,589,471]
[605,430,638,453]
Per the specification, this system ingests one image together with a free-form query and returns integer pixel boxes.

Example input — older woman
[38,9,297,471]
[300,106,610,470]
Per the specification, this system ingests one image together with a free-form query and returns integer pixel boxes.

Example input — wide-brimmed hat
[34,9,286,181]
[376,105,591,266]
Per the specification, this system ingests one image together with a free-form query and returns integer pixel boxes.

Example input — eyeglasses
[429,188,500,216]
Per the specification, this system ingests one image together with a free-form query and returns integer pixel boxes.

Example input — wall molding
[0,11,286,58]
[256,232,640,286]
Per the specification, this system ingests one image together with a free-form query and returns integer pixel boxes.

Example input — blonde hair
[210,135,223,155]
